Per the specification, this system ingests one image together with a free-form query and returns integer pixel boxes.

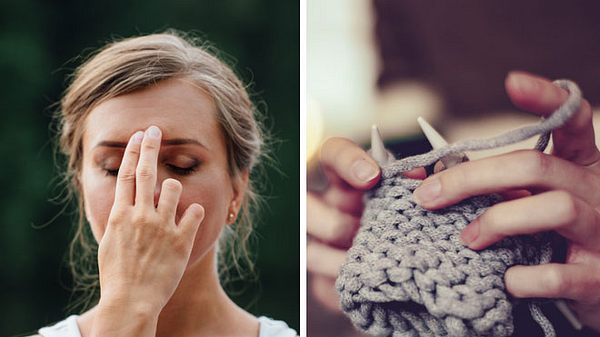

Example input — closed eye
[102,163,199,177]
[167,163,199,176]
[104,168,119,177]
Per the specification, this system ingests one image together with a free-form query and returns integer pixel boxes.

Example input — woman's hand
[413,72,600,331]
[307,138,381,311]
[307,137,423,311]
[92,126,205,336]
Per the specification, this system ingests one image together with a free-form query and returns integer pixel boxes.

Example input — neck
[155,248,258,337]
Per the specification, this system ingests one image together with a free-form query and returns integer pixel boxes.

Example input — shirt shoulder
[38,315,82,337]
[258,316,297,337]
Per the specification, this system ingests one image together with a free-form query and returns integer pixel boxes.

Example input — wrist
[91,298,160,337]
[97,294,162,319]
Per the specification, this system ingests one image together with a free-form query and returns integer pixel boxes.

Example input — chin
[185,240,218,270]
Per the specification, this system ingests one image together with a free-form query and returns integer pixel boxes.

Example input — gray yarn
[336,80,582,337]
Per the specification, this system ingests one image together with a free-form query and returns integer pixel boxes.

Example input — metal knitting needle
[417,116,583,330]
[369,124,395,166]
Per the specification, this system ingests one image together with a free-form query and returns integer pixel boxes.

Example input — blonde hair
[56,30,266,310]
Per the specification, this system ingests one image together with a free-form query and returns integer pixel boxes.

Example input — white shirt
[38,315,297,337]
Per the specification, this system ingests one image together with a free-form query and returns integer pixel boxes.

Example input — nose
[153,170,168,208]
[153,182,161,208]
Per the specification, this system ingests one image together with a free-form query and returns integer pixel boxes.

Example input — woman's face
[80,78,243,265]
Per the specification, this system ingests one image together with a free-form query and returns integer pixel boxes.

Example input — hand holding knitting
[413,72,600,331]
[92,127,205,336]
[307,137,427,310]
[307,138,380,310]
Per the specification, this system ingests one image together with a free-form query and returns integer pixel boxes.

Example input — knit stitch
[336,80,582,337]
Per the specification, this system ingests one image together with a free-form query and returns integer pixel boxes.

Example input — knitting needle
[417,116,468,171]
[555,300,583,330]
[370,124,395,166]
[417,116,583,330]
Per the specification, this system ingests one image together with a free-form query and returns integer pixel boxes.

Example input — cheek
[177,175,232,262]
[81,170,115,242]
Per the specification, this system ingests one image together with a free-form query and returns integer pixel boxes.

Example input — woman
[34,31,296,337]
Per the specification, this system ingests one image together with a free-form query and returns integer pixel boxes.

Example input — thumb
[505,71,600,167]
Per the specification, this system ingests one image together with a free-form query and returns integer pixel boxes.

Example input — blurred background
[308,1,600,336]
[307,0,600,164]
[0,0,298,335]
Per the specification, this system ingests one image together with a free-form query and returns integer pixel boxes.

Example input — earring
[228,200,237,223]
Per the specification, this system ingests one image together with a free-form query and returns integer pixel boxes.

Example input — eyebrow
[95,138,207,149]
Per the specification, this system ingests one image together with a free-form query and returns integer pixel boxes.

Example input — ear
[71,173,81,190]
[233,169,249,202]
[228,169,249,223]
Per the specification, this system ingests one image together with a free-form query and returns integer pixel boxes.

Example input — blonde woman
[32,32,296,337]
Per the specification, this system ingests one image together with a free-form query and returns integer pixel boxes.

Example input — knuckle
[320,137,342,159]
[132,210,153,226]
[520,150,552,180]
[142,139,159,151]
[440,165,468,194]
[306,242,321,271]
[118,170,136,182]
[320,137,359,164]
[552,191,578,226]
[324,214,346,242]
[480,207,502,235]
[325,212,356,243]
[109,207,127,223]
[126,146,141,157]
[479,207,512,244]
[541,267,568,296]
[137,165,155,179]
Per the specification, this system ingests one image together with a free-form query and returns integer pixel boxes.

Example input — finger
[320,137,381,190]
[322,184,364,216]
[307,240,347,278]
[460,190,600,250]
[136,126,162,207]
[178,203,204,241]
[157,178,182,221]
[413,150,600,209]
[308,193,360,248]
[498,189,531,201]
[505,71,600,166]
[310,275,342,312]
[403,167,427,179]
[505,263,600,303]
[114,131,144,205]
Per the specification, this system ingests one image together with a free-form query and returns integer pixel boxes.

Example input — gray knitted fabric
[336,80,582,337]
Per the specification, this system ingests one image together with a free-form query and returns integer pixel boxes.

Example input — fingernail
[132,131,144,144]
[413,177,441,205]
[510,72,539,94]
[351,159,379,182]
[461,220,480,246]
[147,126,161,139]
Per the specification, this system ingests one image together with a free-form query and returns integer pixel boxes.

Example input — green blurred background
[0,0,299,335]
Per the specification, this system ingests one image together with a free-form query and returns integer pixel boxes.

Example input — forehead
[84,78,222,149]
